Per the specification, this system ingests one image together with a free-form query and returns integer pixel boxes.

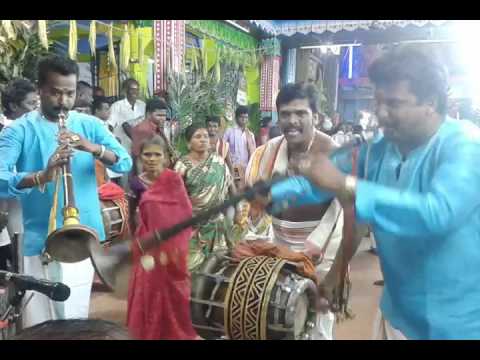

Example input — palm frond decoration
[167,38,255,154]
[0,20,51,87]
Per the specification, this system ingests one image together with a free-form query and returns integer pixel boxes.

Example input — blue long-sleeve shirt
[271,118,480,339]
[0,110,132,256]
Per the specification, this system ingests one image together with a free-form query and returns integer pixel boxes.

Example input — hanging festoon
[1,20,16,40]
[190,47,199,73]
[222,45,228,61]
[201,41,208,78]
[215,48,221,84]
[120,24,130,72]
[233,48,240,71]
[129,23,138,63]
[37,20,48,50]
[138,29,144,66]
[89,20,96,58]
[108,23,117,72]
[249,49,258,68]
[68,20,78,61]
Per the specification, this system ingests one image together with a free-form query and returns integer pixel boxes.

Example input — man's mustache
[52,107,69,114]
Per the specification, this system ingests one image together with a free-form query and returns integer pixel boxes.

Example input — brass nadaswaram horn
[44,110,100,263]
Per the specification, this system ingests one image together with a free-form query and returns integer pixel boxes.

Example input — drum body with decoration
[190,250,318,340]
[100,199,126,243]
[98,182,130,245]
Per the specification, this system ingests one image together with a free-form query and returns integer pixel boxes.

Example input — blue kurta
[0,110,132,256]
[271,118,480,339]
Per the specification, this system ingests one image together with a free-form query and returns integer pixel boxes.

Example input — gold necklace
[305,131,316,153]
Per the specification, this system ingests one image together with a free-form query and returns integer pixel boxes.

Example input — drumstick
[148,177,285,250]
[106,176,288,268]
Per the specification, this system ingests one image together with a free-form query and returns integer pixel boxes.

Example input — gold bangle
[344,175,357,201]
[100,145,106,159]
[35,171,46,193]
[95,145,106,159]
[32,173,38,186]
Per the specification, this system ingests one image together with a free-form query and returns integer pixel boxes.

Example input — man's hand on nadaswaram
[58,130,94,153]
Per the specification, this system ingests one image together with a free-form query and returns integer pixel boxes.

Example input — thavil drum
[190,250,318,340]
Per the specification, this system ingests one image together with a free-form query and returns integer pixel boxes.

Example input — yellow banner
[89,20,96,57]
[38,20,48,50]
[68,20,78,61]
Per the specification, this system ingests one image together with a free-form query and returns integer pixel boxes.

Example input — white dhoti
[246,133,345,340]
[6,198,23,238]
[60,260,95,319]
[22,256,94,329]
[315,310,335,340]
[372,308,407,340]
[272,199,343,340]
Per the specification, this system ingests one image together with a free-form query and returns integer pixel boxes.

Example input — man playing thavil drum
[245,83,345,340]
[269,46,480,340]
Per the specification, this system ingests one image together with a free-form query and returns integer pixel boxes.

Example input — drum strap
[312,206,342,267]
[332,148,358,320]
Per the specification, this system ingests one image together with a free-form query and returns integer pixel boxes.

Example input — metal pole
[10,232,23,334]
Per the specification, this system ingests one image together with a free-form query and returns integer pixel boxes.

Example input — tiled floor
[89,240,383,340]
[335,244,382,340]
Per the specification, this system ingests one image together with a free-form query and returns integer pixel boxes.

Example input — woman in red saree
[127,135,197,340]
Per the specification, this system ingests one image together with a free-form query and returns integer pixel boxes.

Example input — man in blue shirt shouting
[271,46,480,339]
